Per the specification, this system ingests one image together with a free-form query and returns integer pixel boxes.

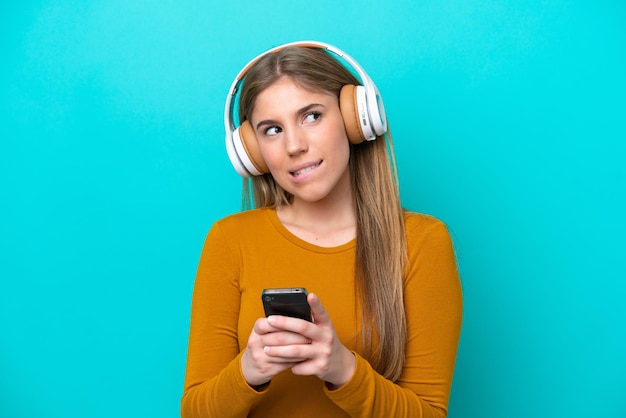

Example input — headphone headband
[224,40,387,177]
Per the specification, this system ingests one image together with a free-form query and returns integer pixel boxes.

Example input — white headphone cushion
[355,86,376,141]
[232,128,263,177]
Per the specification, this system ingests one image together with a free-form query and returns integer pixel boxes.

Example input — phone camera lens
[264,295,272,302]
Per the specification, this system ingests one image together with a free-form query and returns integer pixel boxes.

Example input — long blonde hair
[238,46,407,381]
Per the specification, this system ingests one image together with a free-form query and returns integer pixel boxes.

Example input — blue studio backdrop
[1,1,624,417]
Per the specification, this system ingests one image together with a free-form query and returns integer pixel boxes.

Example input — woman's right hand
[241,316,311,387]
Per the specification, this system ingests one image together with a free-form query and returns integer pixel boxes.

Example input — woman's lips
[290,161,322,178]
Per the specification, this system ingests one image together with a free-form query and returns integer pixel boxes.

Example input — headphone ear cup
[340,84,377,144]
[235,121,270,175]
[339,85,365,144]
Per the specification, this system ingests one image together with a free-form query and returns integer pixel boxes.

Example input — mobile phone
[261,288,312,322]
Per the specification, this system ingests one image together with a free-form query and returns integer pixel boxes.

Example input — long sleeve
[181,223,263,418]
[180,209,462,418]
[325,216,463,417]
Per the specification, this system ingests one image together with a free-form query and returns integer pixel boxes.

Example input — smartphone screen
[261,288,312,322]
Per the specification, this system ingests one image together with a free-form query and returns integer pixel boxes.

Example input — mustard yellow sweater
[181,208,462,418]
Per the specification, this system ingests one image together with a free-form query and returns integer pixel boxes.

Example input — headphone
[224,40,388,177]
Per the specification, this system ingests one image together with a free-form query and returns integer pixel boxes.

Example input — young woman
[181,41,463,418]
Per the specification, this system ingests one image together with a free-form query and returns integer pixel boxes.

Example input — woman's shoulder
[204,208,276,247]
[213,208,272,230]
[403,210,452,240]
[403,210,445,228]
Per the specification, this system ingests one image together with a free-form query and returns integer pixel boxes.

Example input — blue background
[1,1,624,417]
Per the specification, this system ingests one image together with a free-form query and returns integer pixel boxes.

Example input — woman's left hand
[263,292,356,388]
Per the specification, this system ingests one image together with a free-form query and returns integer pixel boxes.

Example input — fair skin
[240,76,357,389]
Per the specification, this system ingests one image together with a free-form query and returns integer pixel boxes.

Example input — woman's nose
[285,128,308,156]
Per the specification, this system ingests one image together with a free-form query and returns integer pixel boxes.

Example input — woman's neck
[276,190,356,248]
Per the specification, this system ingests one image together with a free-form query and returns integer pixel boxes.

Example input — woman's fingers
[263,294,356,387]
[261,330,311,347]
[242,318,307,386]
[251,294,354,387]
[308,292,331,326]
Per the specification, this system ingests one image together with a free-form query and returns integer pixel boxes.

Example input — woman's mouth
[290,161,322,178]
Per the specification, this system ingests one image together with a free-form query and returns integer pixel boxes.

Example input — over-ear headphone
[224,40,387,177]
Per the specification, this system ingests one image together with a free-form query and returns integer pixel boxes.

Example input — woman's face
[249,77,351,205]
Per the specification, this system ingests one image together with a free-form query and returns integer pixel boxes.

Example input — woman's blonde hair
[238,46,407,381]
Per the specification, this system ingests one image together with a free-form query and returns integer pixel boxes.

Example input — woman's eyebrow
[255,103,326,131]
[296,103,325,116]
[255,118,279,131]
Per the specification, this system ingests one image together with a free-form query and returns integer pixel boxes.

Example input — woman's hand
[241,317,311,387]
[263,293,356,389]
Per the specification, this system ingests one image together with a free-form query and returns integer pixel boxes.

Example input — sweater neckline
[265,208,356,254]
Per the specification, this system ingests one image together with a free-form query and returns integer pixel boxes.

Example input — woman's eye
[303,112,321,124]
[265,126,282,136]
